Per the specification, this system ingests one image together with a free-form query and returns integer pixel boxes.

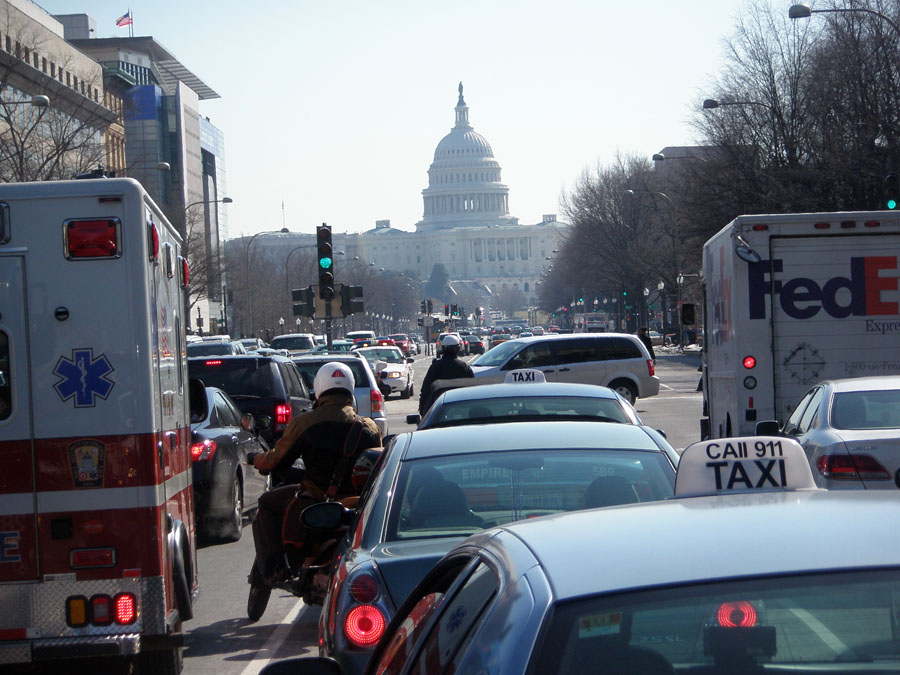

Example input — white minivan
[470,333,659,404]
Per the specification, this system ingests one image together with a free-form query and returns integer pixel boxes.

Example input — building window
[4,36,10,52]
[524,282,529,292]
[23,46,28,61]
[50,62,55,77]
[41,56,46,73]
[65,71,70,86]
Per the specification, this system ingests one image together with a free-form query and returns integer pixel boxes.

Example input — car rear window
[531,569,900,674]
[271,335,315,351]
[188,360,282,399]
[187,342,238,357]
[599,337,642,360]
[386,449,674,541]
[293,359,370,391]
[430,397,632,427]
[831,389,900,430]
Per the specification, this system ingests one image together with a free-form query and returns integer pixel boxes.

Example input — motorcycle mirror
[255,415,273,430]
[301,501,347,531]
[260,656,343,675]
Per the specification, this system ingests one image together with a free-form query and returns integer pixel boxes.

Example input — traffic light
[682,303,696,325]
[316,223,334,300]
[292,286,314,317]
[444,304,450,316]
[451,304,458,316]
[340,285,364,317]
[885,172,899,210]
[421,299,427,313]
[427,299,433,313]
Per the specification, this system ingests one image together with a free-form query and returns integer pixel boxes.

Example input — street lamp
[279,317,285,334]
[245,228,289,336]
[185,196,233,213]
[702,98,769,110]
[789,3,900,38]
[4,95,50,107]
[652,153,708,163]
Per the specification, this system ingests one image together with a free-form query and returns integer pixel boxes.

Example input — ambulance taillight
[148,220,160,261]
[70,547,116,568]
[65,219,120,258]
[114,593,137,624]
[91,595,112,625]
[180,255,190,289]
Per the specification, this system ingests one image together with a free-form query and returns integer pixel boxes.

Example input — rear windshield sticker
[578,611,623,638]
[53,348,115,408]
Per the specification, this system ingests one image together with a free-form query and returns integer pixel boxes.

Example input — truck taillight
[191,439,217,461]
[65,218,121,259]
[114,593,137,624]
[743,356,756,369]
[70,547,116,568]
[370,388,383,413]
[647,359,655,377]
[275,403,292,429]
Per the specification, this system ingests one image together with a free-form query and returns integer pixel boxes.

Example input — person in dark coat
[418,334,474,415]
[636,326,656,361]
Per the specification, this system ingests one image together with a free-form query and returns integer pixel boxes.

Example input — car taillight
[370,388,383,413]
[191,439,216,461]
[647,359,655,377]
[348,572,380,603]
[344,605,386,647]
[275,403,292,429]
[816,454,890,480]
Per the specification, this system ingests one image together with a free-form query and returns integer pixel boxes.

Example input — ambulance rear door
[0,253,38,582]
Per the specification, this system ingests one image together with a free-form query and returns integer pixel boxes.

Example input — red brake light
[717,601,757,628]
[647,359,655,377]
[275,403,292,428]
[191,439,216,461]
[180,256,190,289]
[370,388,384,413]
[66,219,120,258]
[148,221,159,261]
[743,356,756,369]
[864,221,881,228]
[349,572,380,603]
[814,222,831,229]
[816,454,890,480]
[114,593,137,625]
[344,605,386,647]
[70,548,116,568]
[204,360,223,366]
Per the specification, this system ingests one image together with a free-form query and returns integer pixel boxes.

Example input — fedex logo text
[748,256,899,320]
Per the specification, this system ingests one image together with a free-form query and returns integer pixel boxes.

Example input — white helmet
[440,334,461,347]
[313,362,355,398]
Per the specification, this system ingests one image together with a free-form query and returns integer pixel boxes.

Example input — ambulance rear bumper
[0,634,140,663]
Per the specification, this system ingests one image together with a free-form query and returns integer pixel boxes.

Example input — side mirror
[755,420,781,436]
[406,357,414,363]
[406,414,421,425]
[301,501,351,531]
[260,657,343,675]
[241,413,256,432]
[255,415,273,431]
[655,428,667,439]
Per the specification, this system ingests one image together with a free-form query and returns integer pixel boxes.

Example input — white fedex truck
[700,211,900,439]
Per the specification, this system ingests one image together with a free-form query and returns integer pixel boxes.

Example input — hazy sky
[36,0,754,238]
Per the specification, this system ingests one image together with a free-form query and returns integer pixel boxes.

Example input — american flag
[115,11,132,27]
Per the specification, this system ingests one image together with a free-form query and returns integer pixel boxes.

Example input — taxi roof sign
[675,436,816,497]
[503,369,546,384]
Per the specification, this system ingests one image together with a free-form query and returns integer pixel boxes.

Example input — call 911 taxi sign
[675,437,816,497]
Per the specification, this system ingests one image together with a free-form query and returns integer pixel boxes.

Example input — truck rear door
[0,255,38,582]
[771,234,900,419]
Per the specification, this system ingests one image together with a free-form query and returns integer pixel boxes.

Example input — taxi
[263,437,900,674]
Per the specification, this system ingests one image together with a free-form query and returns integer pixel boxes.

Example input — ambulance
[700,211,900,439]
[0,178,196,672]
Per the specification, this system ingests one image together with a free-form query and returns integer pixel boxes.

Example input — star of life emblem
[53,348,115,408]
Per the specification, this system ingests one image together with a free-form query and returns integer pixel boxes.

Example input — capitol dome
[417,83,517,233]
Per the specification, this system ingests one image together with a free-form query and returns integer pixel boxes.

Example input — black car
[187,354,313,447]
[188,380,270,541]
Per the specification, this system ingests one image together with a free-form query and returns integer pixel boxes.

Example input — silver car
[759,375,900,488]
[470,333,660,404]
[292,354,389,437]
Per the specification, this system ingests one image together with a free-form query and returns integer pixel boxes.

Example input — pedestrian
[636,326,656,362]
[250,362,382,585]
[418,334,474,415]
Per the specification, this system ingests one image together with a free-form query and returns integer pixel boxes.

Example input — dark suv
[188,354,313,446]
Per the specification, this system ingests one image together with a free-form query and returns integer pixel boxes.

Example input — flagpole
[129,9,133,37]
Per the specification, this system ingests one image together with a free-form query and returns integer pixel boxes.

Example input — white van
[470,333,659,404]
[345,330,377,343]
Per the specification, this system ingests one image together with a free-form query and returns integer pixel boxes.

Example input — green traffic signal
[319,256,332,269]
[885,172,899,210]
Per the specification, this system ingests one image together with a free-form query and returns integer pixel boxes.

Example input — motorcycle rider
[418,333,474,415]
[250,362,381,585]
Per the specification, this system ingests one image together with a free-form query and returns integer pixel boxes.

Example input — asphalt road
[182,348,704,674]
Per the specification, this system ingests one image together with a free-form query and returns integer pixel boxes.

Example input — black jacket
[638,333,656,360]
[418,354,474,414]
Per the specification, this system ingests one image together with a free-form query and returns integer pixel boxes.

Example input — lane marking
[240,597,308,675]
[784,603,849,655]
